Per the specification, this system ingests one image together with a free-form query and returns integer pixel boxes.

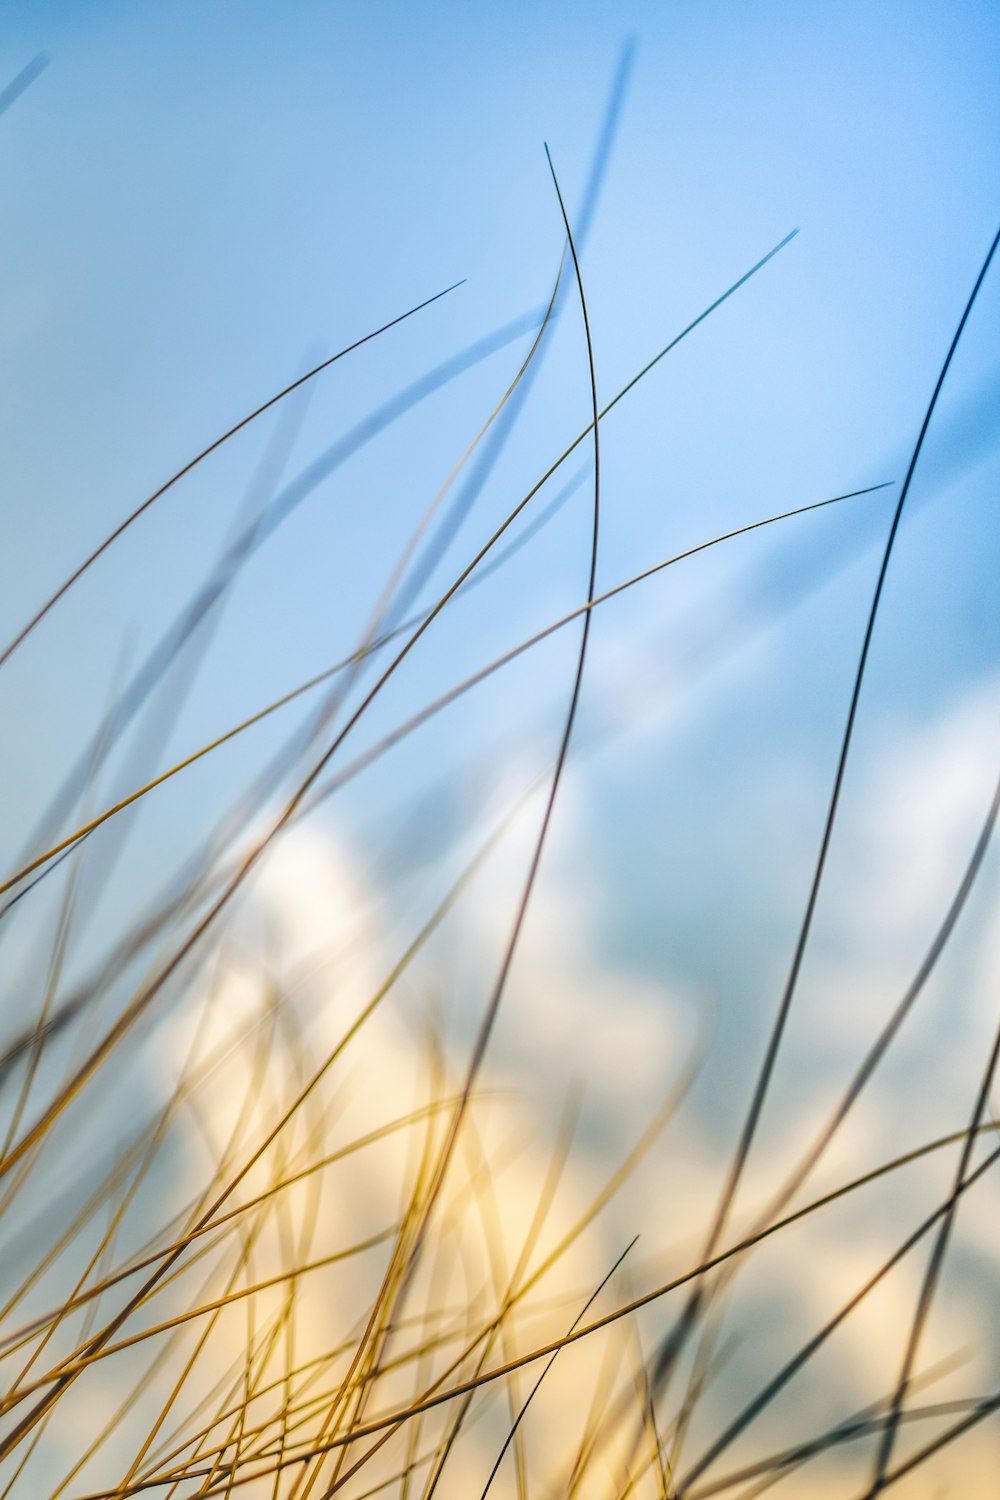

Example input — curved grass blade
[0,280,465,673]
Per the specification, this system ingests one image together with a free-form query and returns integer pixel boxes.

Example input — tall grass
[0,42,998,1500]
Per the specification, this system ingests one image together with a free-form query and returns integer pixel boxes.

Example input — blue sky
[2,0,997,978]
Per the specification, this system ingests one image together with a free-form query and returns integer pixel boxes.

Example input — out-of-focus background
[0,2,998,1495]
